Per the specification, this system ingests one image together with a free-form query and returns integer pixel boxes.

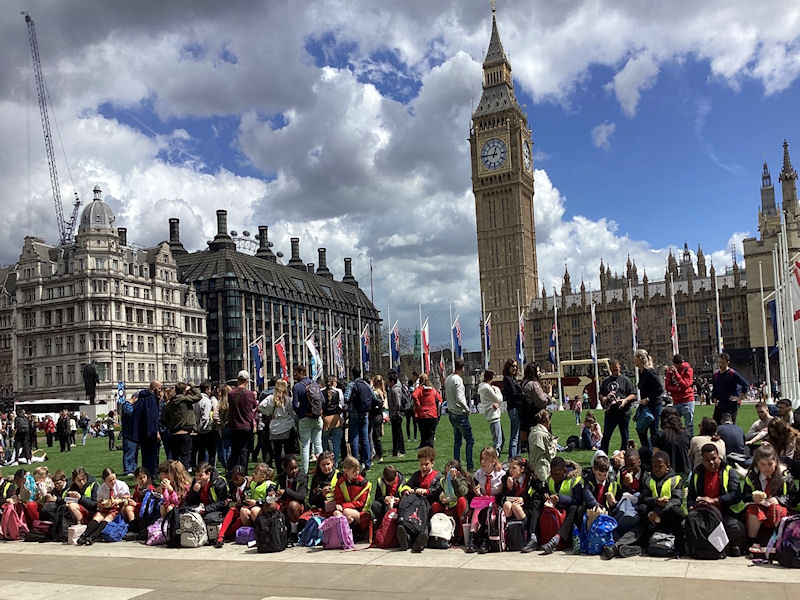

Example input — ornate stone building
[470,7,538,372]
[1,187,208,405]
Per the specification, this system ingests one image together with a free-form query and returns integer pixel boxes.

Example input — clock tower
[470,6,538,371]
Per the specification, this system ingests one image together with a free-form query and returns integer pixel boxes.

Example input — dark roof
[175,248,379,319]
[483,15,508,67]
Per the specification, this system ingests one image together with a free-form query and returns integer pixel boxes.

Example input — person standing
[478,370,503,455]
[344,365,374,470]
[56,410,71,453]
[161,383,201,469]
[193,381,216,467]
[411,373,441,450]
[292,365,323,475]
[131,380,163,477]
[665,354,696,436]
[446,358,474,471]
[68,413,77,447]
[634,349,664,450]
[387,371,405,458]
[13,410,32,462]
[120,393,139,476]
[501,359,524,459]
[599,358,637,454]
[43,415,55,448]
[370,374,387,463]
[711,352,749,424]
[227,370,258,472]
[321,375,345,465]
[105,410,117,451]
[78,412,90,445]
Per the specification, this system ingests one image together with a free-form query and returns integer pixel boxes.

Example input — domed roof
[78,185,115,232]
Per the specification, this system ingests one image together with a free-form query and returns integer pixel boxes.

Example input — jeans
[674,401,695,437]
[107,431,116,451]
[81,430,89,445]
[489,420,503,455]
[507,407,520,460]
[228,429,253,472]
[122,437,138,474]
[418,417,437,450]
[449,413,474,470]
[600,410,630,454]
[322,426,344,466]
[298,416,323,475]
[219,426,231,469]
[390,415,405,455]
[713,402,739,425]
[405,410,417,439]
[348,412,371,468]
[170,433,193,469]
[370,421,384,461]
[637,402,662,450]
[140,436,159,477]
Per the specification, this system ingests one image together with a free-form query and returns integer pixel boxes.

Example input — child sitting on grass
[372,464,405,525]
[398,446,442,552]
[308,451,338,516]
[240,462,277,528]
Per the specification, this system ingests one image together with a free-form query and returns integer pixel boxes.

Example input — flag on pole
[390,321,400,369]
[548,321,557,365]
[274,335,288,381]
[452,315,462,359]
[360,325,371,372]
[792,260,800,345]
[421,318,431,374]
[331,329,345,379]
[484,312,491,369]
[249,336,265,386]
[516,310,526,365]
[305,333,322,380]
[589,299,598,364]
[631,298,638,352]
[439,352,445,377]
[670,307,679,355]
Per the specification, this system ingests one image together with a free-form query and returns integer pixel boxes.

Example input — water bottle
[572,525,581,554]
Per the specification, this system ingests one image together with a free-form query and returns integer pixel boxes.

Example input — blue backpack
[298,516,324,547]
[101,515,129,542]
[579,513,617,555]
[139,490,162,526]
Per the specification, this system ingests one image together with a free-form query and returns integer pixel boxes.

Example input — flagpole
[554,294,563,407]
[773,246,788,394]
[270,301,276,379]
[759,262,772,395]
[629,280,640,402]
[419,303,424,374]
[387,305,391,371]
[780,222,800,402]
[357,307,363,375]
[714,273,723,354]
[590,289,600,409]
[449,299,455,372]
[481,292,487,370]
[670,273,679,354]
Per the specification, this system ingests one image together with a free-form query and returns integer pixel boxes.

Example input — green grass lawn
[2,403,757,490]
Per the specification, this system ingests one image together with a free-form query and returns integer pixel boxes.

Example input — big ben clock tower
[470,5,538,371]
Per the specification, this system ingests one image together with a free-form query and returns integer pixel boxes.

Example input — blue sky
[2,0,799,352]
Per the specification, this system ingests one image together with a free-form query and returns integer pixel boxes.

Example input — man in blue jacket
[120,393,139,476]
[131,380,162,476]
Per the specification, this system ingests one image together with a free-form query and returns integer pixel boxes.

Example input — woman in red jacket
[412,373,441,450]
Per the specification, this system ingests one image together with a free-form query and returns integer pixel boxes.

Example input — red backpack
[1,505,29,540]
[539,503,565,546]
[373,508,399,548]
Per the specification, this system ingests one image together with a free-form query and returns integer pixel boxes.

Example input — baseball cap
[237,370,250,381]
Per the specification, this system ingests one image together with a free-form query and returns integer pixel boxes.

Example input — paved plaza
[0,541,797,600]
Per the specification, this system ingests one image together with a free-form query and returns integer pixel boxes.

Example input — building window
[66,364,75,384]
[137,336,145,352]
[55,365,64,385]
[25,368,36,388]
[44,366,53,386]
[97,362,110,382]
[44,338,52,356]
[116,362,123,382]
[138,363,146,382]
[43,310,52,326]
[23,339,35,358]
[79,334,86,352]
[66,336,75,352]
[127,362,135,382]
[148,363,155,380]
[93,302,108,321]
[147,336,155,353]
[55,337,63,354]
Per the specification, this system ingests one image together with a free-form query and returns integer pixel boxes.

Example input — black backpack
[305,381,324,418]
[505,519,526,551]
[162,507,184,548]
[351,380,373,413]
[397,493,430,538]
[685,504,725,559]
[52,503,77,542]
[255,510,288,553]
[400,385,414,412]
[322,388,341,415]
[14,416,30,434]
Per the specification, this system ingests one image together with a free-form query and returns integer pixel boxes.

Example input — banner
[361,325,371,372]
[548,322,557,365]
[274,336,288,381]
[439,352,445,378]
[249,336,266,386]
[484,312,491,369]
[390,321,400,370]
[421,318,431,374]
[332,329,345,379]
[631,298,638,352]
[670,307,679,355]
[516,310,525,365]
[589,300,598,364]
[452,315,462,360]
[305,333,322,380]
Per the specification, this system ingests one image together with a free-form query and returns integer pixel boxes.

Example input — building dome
[78,185,115,232]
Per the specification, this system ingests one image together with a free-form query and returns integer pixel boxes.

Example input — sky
[2,0,800,352]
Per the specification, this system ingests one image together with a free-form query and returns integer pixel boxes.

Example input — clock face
[523,141,531,171]
[480,138,507,170]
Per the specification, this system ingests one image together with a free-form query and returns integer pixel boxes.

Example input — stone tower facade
[470,7,537,371]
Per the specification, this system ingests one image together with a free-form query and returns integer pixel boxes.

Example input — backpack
[685,504,726,560]
[373,508,399,549]
[647,532,677,557]
[299,516,325,547]
[305,381,324,418]
[539,503,565,546]
[100,514,129,543]
[255,510,288,553]
[505,519,526,551]
[579,512,617,555]
[14,416,30,434]
[322,388,342,416]
[400,385,414,412]
[178,510,208,548]
[486,503,506,552]
[319,514,355,550]
[51,503,78,542]
[767,515,800,568]
[0,505,28,540]
[236,526,256,545]
[397,493,430,539]
[138,490,162,530]
[351,380,373,413]
[162,507,184,548]
[428,513,455,549]
[146,518,166,546]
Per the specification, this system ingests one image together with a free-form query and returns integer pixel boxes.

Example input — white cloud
[591,121,616,151]
[604,52,660,117]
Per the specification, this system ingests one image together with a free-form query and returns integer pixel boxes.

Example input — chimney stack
[255,225,277,262]
[342,257,358,286]
[307,262,315,273]
[208,209,236,251]
[118,227,127,246]
[216,210,227,236]
[316,248,333,279]
[167,218,187,255]
[287,237,306,270]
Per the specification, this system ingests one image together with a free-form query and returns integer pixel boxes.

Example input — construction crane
[22,12,80,246]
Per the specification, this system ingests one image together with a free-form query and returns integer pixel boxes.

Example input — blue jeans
[122,437,138,474]
[322,426,344,467]
[81,430,89,445]
[638,402,663,450]
[219,426,231,469]
[298,416,323,475]
[507,407,520,460]
[449,413,474,470]
[674,401,695,437]
[349,412,371,469]
[489,420,503,456]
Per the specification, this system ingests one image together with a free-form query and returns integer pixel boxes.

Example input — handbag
[634,405,654,433]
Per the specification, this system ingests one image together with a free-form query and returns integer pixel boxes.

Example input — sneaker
[76,536,87,546]
[477,539,489,554]
[540,535,560,555]
[728,546,742,558]
[397,453,405,458]
[397,526,409,551]
[214,539,224,549]
[123,531,140,542]
[618,544,641,558]
[601,545,616,560]
[411,532,428,553]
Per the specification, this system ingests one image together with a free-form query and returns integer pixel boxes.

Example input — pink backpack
[319,514,354,550]
[1,505,29,540]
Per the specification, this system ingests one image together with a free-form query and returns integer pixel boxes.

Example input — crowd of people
[1,351,799,565]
